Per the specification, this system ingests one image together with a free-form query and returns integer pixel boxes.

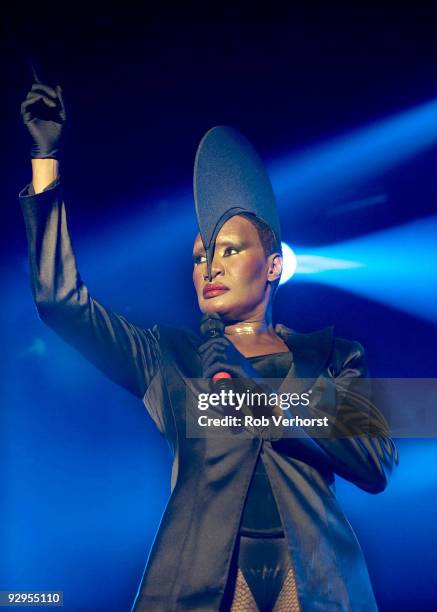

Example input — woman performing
[19,82,398,611]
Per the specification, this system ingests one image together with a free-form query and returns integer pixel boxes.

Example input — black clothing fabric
[239,457,285,538]
[221,535,292,611]
[240,352,293,537]
[238,536,290,610]
[19,178,398,611]
[248,351,293,379]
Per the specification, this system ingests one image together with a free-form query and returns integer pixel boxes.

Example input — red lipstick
[203,283,229,298]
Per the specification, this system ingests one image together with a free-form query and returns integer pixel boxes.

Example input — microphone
[200,313,243,434]
[200,313,232,384]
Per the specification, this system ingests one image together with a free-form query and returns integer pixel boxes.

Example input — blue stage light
[268,98,437,207]
[294,254,363,275]
[283,215,437,323]
[279,242,297,284]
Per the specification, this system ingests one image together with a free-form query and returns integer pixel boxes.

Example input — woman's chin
[200,296,235,318]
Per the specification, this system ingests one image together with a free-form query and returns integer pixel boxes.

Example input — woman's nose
[203,268,221,281]
[203,257,223,281]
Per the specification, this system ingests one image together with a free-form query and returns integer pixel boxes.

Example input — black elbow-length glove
[21,82,66,159]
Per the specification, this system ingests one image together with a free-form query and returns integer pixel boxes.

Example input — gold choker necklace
[225,323,269,336]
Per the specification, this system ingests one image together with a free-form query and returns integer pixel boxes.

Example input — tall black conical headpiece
[193,126,281,280]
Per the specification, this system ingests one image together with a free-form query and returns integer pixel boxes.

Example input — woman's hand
[21,83,66,159]
[198,336,259,380]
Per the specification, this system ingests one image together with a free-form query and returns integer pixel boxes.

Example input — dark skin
[192,215,289,358]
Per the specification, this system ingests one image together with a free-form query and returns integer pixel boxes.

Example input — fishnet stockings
[272,568,301,612]
[229,569,258,611]
[229,567,301,612]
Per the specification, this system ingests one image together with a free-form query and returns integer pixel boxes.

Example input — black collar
[274,323,334,380]
[181,322,334,382]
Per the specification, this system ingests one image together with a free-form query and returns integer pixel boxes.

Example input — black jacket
[19,179,398,612]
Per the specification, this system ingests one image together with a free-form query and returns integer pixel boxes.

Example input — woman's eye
[193,254,206,265]
[223,246,239,256]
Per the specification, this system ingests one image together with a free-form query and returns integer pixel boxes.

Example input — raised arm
[19,83,160,400]
[31,158,59,194]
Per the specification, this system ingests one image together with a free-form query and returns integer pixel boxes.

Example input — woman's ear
[267,253,283,282]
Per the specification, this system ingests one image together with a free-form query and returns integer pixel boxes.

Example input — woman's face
[192,215,280,321]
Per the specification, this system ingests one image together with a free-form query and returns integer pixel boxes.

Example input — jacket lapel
[274,323,334,394]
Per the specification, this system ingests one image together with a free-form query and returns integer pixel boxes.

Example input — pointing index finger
[30,61,41,84]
